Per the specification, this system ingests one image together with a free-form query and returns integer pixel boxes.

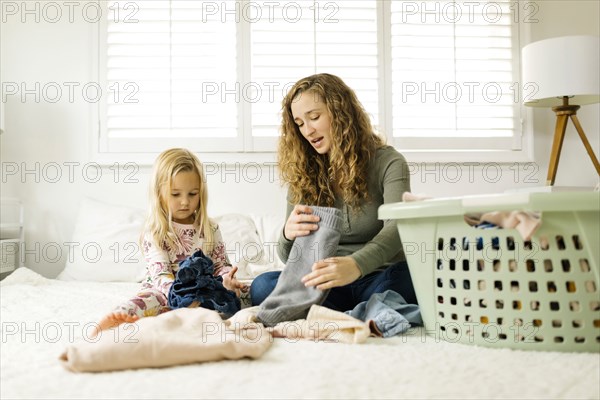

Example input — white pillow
[57,198,147,282]
[213,213,263,279]
[249,213,286,275]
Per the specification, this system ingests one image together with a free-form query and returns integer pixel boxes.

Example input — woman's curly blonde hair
[278,73,385,210]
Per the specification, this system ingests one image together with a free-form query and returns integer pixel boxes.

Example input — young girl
[94,148,247,335]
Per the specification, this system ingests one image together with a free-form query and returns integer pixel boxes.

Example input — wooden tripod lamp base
[546,96,600,186]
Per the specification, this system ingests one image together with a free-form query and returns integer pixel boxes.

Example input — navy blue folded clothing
[168,250,240,317]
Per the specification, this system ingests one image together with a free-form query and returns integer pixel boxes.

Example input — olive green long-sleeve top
[277,145,411,277]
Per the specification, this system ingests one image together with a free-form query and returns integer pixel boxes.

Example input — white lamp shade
[522,35,600,107]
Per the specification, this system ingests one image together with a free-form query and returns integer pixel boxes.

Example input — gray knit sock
[257,206,342,326]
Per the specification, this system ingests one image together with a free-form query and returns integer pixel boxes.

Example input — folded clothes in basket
[464,211,541,241]
[401,192,542,241]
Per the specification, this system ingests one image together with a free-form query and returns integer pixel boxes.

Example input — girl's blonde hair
[278,73,385,210]
[144,148,214,254]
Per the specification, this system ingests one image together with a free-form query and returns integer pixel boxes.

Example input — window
[249,1,379,151]
[97,0,529,161]
[100,0,240,153]
[389,1,523,152]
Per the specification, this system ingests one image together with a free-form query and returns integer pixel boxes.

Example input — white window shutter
[102,0,241,153]
[249,0,379,151]
[390,0,521,151]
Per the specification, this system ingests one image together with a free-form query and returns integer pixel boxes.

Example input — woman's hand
[301,256,361,290]
[222,266,248,297]
[283,205,321,241]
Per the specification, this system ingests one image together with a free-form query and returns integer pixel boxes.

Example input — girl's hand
[283,205,320,241]
[222,266,248,296]
[301,256,361,290]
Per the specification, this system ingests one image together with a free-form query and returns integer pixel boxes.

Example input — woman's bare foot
[92,313,139,338]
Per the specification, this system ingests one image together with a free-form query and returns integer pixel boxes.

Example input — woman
[251,73,417,311]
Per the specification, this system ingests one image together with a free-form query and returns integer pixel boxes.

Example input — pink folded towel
[472,210,541,241]
[60,307,271,372]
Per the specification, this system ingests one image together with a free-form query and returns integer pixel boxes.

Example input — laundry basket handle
[379,192,599,220]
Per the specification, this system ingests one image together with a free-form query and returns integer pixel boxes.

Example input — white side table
[1,198,24,279]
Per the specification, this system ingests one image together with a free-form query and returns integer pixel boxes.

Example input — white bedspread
[1,268,599,400]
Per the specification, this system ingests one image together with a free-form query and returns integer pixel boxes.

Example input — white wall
[1,0,599,278]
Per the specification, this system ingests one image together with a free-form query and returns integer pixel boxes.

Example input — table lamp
[522,35,600,186]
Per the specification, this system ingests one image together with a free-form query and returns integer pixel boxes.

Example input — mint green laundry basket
[379,192,600,352]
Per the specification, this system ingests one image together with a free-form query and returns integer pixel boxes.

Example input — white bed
[2,198,599,399]
[2,267,599,400]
